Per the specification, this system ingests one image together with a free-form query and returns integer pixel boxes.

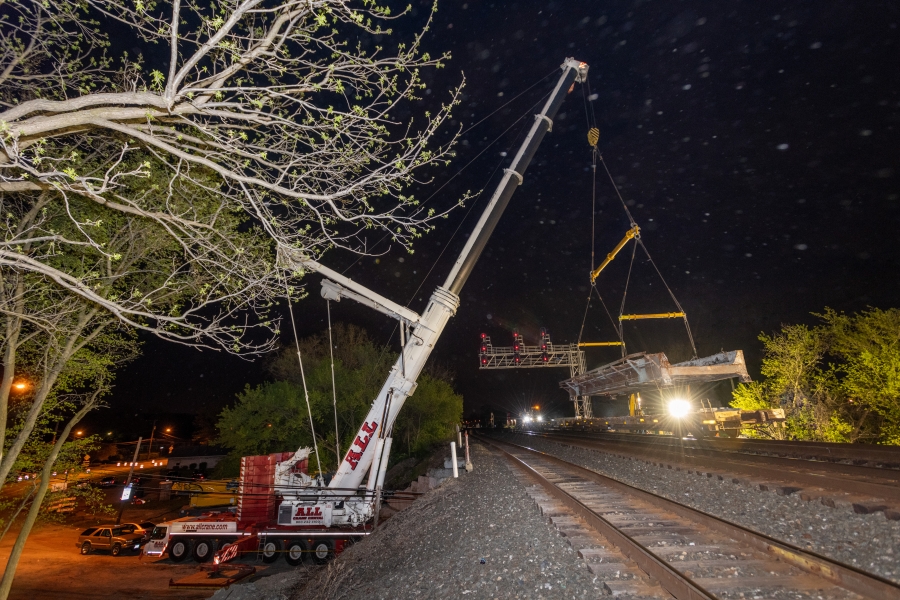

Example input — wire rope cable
[617,240,638,347]
[326,300,341,470]
[636,238,698,358]
[403,95,544,307]
[281,273,323,476]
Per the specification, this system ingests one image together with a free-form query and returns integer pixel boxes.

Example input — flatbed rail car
[550,406,785,437]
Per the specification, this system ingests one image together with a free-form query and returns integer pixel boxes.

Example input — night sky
[86,1,900,436]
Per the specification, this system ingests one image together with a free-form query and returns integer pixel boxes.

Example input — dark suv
[77,525,145,556]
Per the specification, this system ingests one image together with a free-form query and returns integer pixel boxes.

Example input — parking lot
[0,465,293,599]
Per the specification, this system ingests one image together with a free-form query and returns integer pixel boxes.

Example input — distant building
[169,446,228,470]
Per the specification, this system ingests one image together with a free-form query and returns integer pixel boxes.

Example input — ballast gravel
[497,431,900,584]
[287,440,607,600]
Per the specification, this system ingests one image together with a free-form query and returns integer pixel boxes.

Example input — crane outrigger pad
[560,350,751,397]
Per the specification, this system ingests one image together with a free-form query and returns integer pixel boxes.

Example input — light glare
[668,398,691,418]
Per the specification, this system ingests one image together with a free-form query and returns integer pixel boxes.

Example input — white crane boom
[275,58,588,527]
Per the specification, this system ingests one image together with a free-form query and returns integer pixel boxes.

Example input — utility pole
[116,437,142,525]
[146,421,156,460]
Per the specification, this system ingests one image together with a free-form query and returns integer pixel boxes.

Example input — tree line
[732,307,900,444]
[214,324,463,477]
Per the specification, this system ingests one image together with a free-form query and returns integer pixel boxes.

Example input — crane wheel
[261,539,281,563]
[284,541,306,566]
[311,540,333,565]
[169,539,189,563]
[192,539,214,563]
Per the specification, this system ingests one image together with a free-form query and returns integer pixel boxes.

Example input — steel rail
[548,429,900,465]
[530,431,900,503]
[485,439,716,600]
[480,434,900,600]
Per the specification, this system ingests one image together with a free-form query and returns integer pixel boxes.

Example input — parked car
[191,471,207,481]
[77,525,145,556]
[99,476,116,487]
[120,521,155,542]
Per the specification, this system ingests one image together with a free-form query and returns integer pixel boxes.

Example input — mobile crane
[143,58,589,567]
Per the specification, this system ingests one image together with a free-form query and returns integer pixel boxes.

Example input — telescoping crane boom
[274,58,589,529]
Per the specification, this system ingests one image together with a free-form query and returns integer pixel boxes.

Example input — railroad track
[527,430,900,509]
[541,429,900,467]
[480,435,900,600]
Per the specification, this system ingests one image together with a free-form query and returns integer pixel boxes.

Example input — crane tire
[193,539,214,563]
[284,540,306,566]
[311,540,333,565]
[169,539,189,562]
[261,539,281,563]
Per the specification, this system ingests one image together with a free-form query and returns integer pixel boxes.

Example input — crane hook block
[587,128,600,147]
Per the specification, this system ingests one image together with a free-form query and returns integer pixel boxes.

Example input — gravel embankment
[216,440,609,600]
[497,431,900,584]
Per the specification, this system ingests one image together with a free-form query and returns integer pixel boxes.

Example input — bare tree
[0,0,462,349]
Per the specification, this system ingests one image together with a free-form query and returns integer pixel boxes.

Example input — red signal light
[481,333,486,339]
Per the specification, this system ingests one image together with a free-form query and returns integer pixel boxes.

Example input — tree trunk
[0,310,105,491]
[0,395,97,600]
[0,275,26,466]
[0,484,35,545]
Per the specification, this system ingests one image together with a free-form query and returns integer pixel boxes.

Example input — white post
[450,442,459,478]
[464,431,472,470]
[457,425,462,448]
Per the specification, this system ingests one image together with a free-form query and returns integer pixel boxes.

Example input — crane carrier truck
[142,58,590,566]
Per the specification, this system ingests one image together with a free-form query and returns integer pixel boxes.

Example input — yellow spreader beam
[619,312,685,321]
[578,342,624,347]
[589,225,640,283]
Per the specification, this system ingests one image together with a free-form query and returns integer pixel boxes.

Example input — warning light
[480,343,487,353]
[481,333,486,339]
[514,355,521,364]
[481,357,488,365]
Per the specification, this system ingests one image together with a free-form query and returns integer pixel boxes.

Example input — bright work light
[667,398,691,418]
